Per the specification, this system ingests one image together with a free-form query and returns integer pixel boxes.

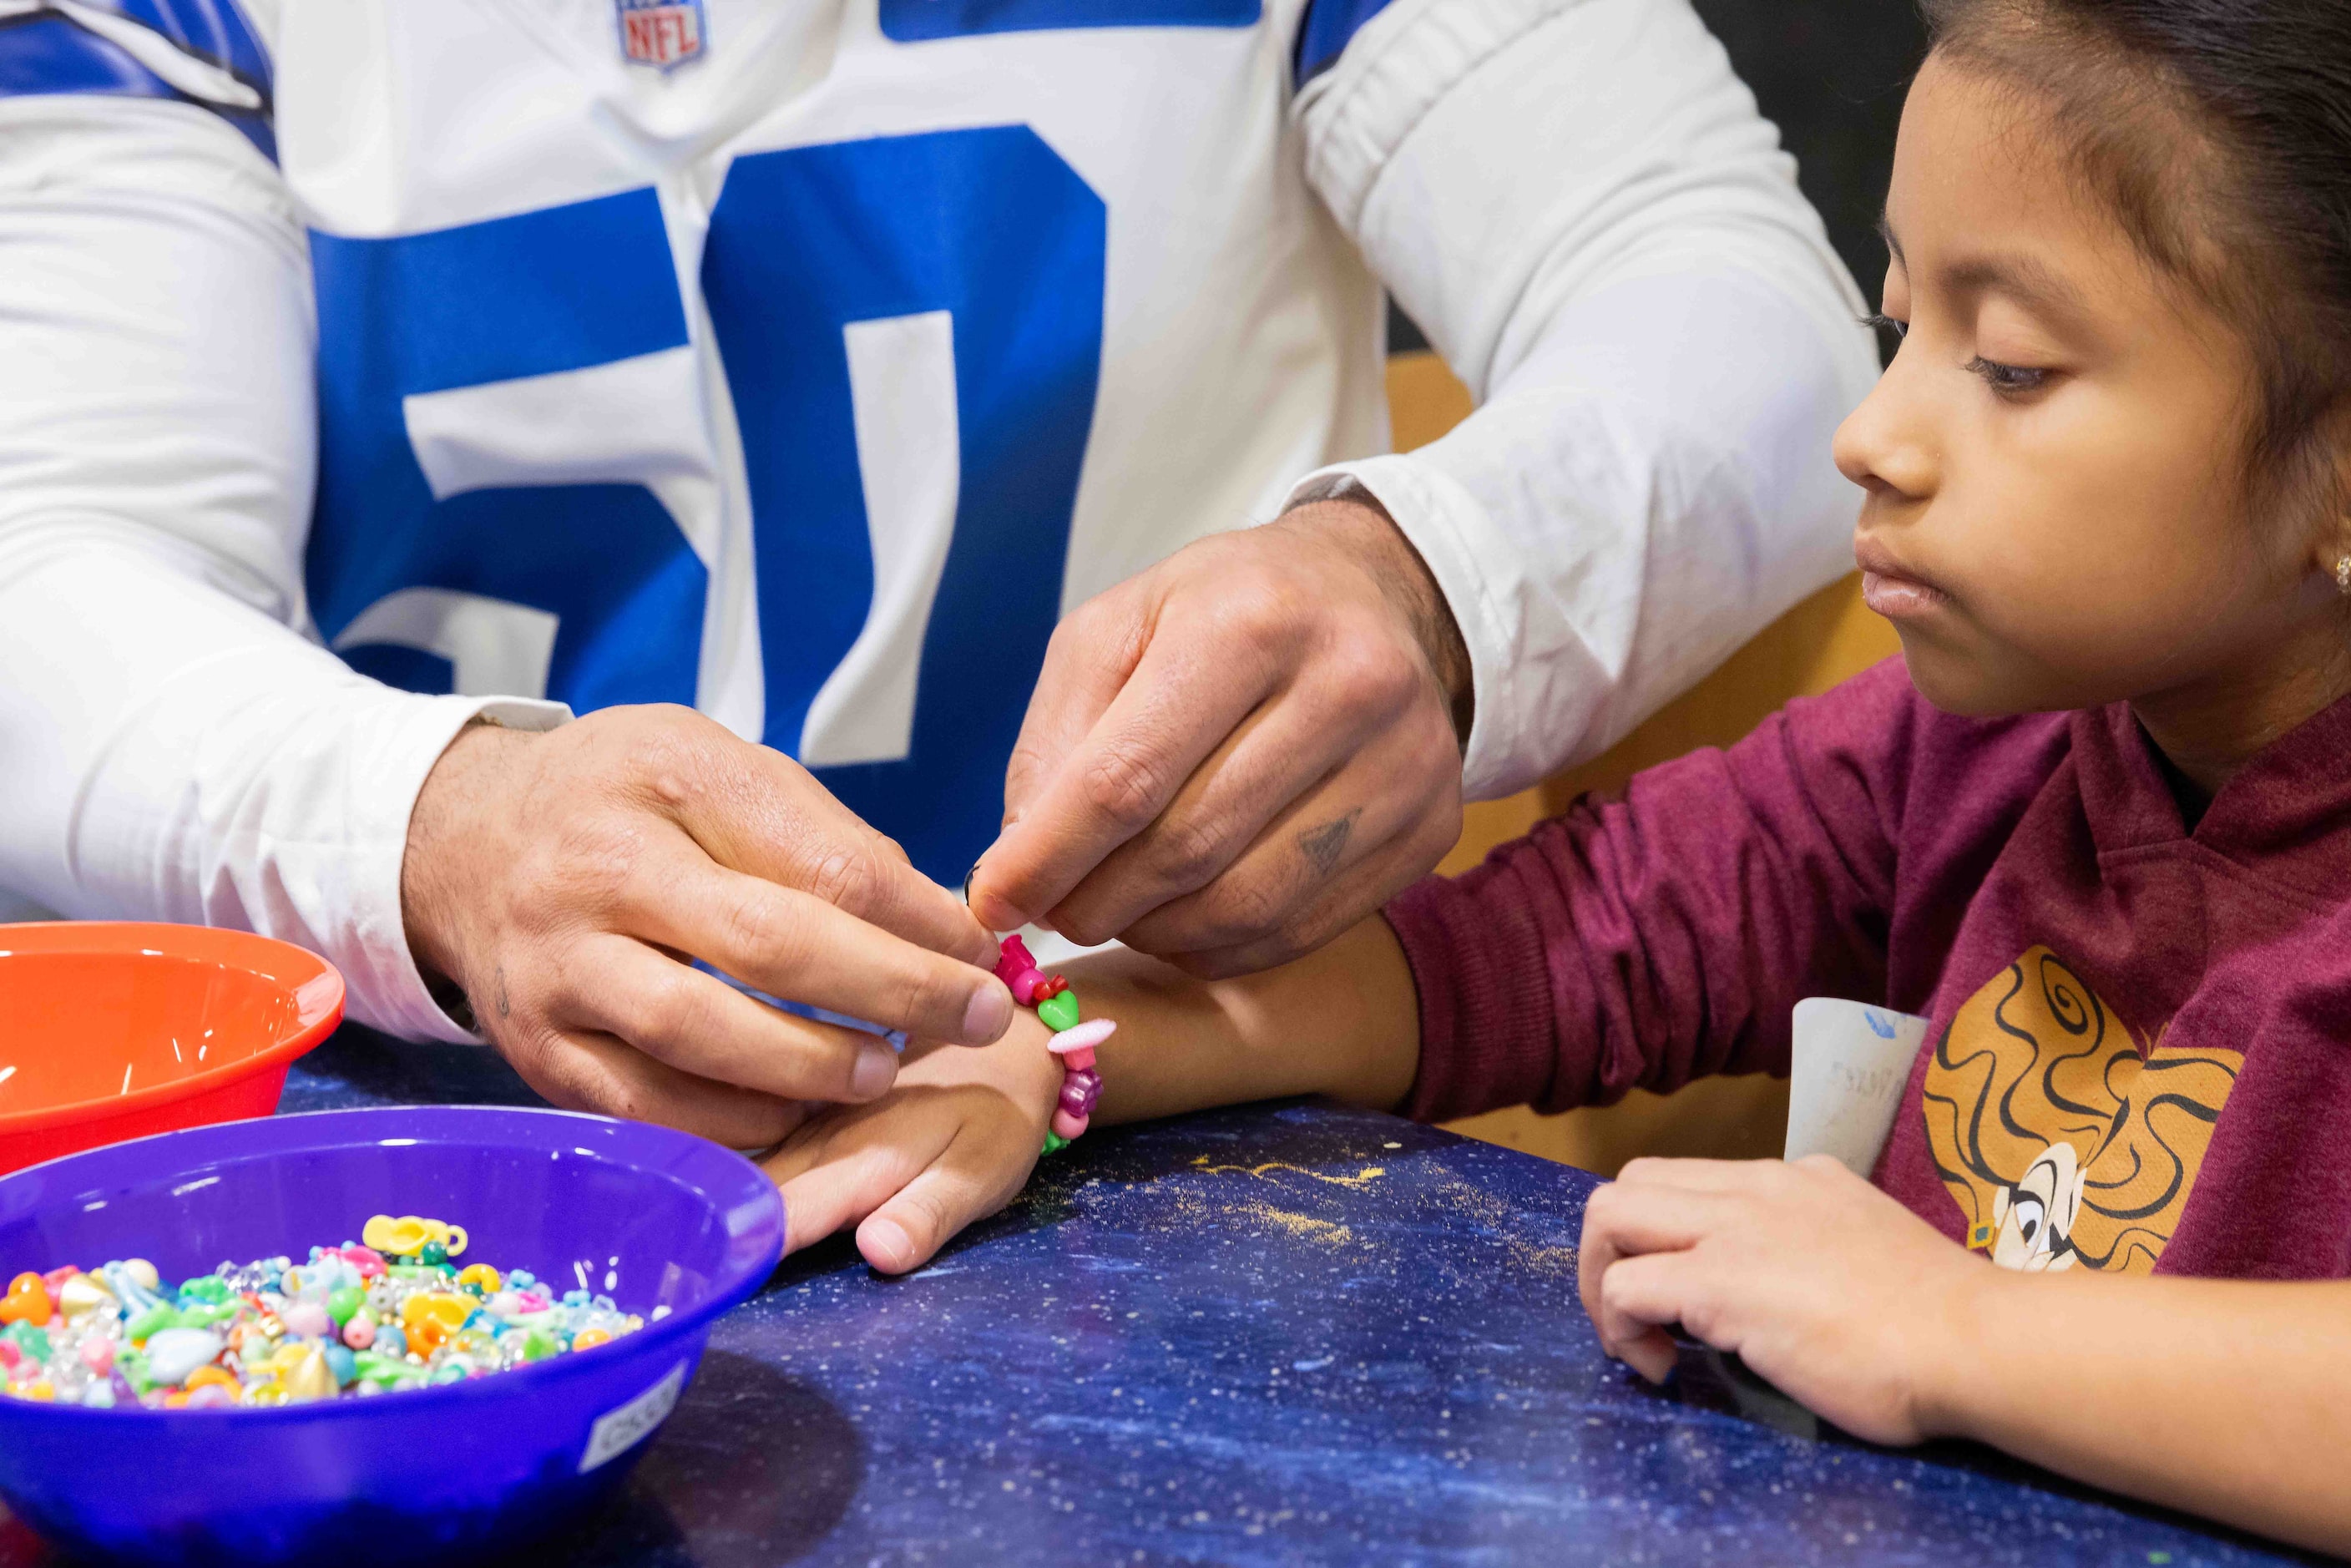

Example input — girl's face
[1834,55,2345,737]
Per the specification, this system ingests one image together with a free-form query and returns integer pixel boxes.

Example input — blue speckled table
[8,1027,2320,1566]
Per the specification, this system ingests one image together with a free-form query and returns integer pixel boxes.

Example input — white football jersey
[0,0,1878,1037]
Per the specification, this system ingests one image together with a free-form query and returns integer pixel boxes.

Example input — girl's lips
[1860,569,1952,620]
[1853,536,1953,620]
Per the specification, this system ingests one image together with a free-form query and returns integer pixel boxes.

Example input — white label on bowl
[579,1360,687,1474]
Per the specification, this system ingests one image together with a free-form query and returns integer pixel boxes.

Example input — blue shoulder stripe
[0,1,273,162]
[1293,0,1393,86]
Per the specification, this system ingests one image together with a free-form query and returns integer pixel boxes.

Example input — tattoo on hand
[1297,808,1361,879]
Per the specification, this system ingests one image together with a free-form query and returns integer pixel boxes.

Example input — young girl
[764,0,2351,1550]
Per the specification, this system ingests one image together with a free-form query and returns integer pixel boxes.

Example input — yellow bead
[361,1215,468,1258]
[185,1365,240,1394]
[57,1272,114,1318]
[400,1292,473,1353]
[281,1346,336,1404]
[455,1263,501,1294]
[571,1328,613,1351]
[23,1380,53,1403]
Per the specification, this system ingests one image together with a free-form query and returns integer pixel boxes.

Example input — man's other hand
[970,498,1471,978]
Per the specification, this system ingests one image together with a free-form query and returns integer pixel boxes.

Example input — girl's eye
[1966,356,2053,397]
[1863,312,1909,340]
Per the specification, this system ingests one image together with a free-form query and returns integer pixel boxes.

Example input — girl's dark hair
[1921,0,2351,518]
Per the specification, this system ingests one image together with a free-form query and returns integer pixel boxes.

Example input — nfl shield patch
[616,0,707,68]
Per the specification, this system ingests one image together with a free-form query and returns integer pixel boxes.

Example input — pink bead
[1051,1108,1090,1141]
[342,1316,375,1350]
[1059,1068,1102,1118]
[282,1302,331,1340]
[517,1291,550,1313]
[1060,1045,1097,1072]
[184,1383,235,1410]
[1047,1019,1115,1055]
[43,1266,77,1292]
[993,935,1038,989]
[1011,969,1048,1006]
[80,1338,114,1375]
[341,1246,387,1279]
[0,1342,18,1371]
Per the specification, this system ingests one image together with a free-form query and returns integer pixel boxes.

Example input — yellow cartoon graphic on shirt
[1922,947,2241,1274]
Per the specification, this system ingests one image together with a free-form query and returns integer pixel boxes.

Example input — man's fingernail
[963,983,1013,1043]
[851,1044,897,1100]
[862,1216,913,1272]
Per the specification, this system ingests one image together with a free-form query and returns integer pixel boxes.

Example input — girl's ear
[2303,410,2351,595]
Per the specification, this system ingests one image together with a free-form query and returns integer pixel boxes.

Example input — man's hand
[1577,1155,1993,1446]
[968,498,1472,978]
[401,706,1012,1148]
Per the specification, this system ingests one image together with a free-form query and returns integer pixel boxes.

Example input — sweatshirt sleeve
[1383,658,1917,1122]
[0,95,567,1043]
[1289,0,1882,800]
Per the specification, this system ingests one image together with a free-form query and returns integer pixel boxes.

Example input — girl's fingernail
[963,983,1013,1042]
[851,1044,897,1099]
[862,1216,913,1272]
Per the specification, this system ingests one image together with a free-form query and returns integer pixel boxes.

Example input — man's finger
[972,614,1280,932]
[557,937,908,1102]
[664,736,994,969]
[503,1024,807,1151]
[996,589,1155,846]
[619,843,1013,1044]
[857,1123,1033,1274]
[1044,697,1378,945]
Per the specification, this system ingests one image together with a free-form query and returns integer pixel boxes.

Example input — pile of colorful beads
[993,934,1110,1153]
[0,1213,648,1409]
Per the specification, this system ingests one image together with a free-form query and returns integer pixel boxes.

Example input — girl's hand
[1576,1154,1993,1445]
[761,1015,1065,1274]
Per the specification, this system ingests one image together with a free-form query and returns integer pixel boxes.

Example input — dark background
[1388,0,1929,360]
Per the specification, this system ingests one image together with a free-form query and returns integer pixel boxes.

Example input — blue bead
[374,1325,407,1358]
[322,1344,357,1387]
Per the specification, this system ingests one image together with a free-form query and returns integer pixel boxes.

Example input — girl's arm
[762,915,1421,1271]
[1087,915,1421,1127]
[1580,1155,2351,1558]
[1934,1269,2351,1556]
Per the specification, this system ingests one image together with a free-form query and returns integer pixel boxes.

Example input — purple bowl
[0,1106,784,1566]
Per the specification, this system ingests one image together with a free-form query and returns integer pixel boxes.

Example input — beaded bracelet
[992,936,1109,1155]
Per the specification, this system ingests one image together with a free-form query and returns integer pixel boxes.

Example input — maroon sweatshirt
[1386,657,2351,1280]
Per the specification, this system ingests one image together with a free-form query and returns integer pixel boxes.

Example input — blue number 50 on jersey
[307,128,1106,884]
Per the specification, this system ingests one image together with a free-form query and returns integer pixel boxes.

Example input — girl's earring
[2338,554,2351,596]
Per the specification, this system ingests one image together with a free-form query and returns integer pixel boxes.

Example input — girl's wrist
[1907,1257,2016,1441]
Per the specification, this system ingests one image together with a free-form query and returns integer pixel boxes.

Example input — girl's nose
[1833,345,1937,503]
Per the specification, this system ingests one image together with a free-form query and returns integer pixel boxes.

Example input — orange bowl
[0,922,343,1174]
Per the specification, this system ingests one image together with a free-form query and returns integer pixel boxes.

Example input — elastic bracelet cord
[993,936,1108,1156]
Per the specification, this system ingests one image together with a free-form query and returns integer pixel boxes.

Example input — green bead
[418,1241,449,1268]
[1040,1133,1069,1156]
[181,1301,236,1329]
[518,1329,560,1363]
[3,1323,49,1363]
[176,1276,230,1306]
[1036,989,1080,1032]
[125,1304,179,1343]
[326,1285,366,1326]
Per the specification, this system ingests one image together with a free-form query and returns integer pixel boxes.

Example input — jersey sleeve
[0,93,566,1042]
[1289,0,1883,800]
[1382,658,1917,1123]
